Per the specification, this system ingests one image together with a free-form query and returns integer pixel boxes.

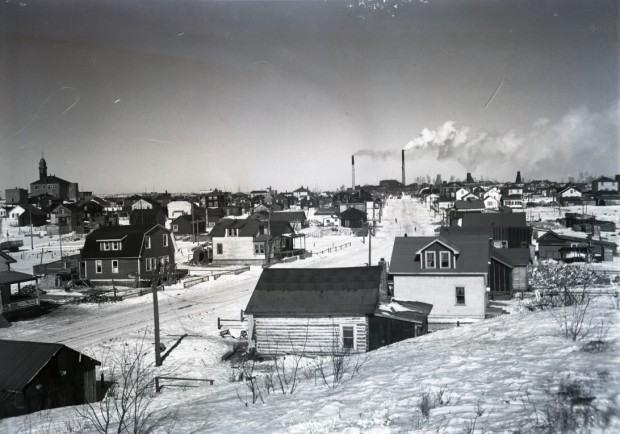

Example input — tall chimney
[401,150,406,186]
[351,155,355,191]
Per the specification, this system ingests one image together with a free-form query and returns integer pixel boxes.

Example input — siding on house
[393,274,487,323]
[251,316,368,355]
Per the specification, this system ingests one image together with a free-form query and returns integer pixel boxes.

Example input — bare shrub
[231,356,264,405]
[314,344,368,389]
[582,318,611,353]
[75,338,178,433]
[549,296,594,341]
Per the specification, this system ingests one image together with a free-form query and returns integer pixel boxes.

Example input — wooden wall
[251,316,368,355]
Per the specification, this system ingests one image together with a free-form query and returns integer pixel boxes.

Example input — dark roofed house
[270,211,307,231]
[537,230,617,262]
[80,224,175,286]
[340,207,367,229]
[246,266,431,355]
[171,214,207,236]
[129,208,166,226]
[0,340,100,418]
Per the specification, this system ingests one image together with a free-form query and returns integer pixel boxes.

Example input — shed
[0,340,100,418]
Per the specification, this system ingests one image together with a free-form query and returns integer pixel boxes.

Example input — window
[425,251,436,268]
[163,234,168,247]
[146,257,157,272]
[112,241,119,251]
[102,242,110,251]
[172,224,179,233]
[111,260,119,274]
[456,286,465,305]
[254,243,265,255]
[440,251,450,268]
[146,258,151,272]
[341,325,355,349]
[95,260,102,274]
[145,236,151,249]
[216,243,223,255]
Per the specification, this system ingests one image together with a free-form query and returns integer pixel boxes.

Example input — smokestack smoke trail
[352,155,355,191]
[402,149,405,186]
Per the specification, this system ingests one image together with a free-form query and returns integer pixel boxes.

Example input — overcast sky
[1,0,618,194]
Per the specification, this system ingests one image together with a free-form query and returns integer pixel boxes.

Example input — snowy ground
[1,199,618,433]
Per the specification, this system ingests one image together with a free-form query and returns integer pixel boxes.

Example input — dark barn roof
[245,266,382,316]
[491,248,531,267]
[271,211,307,223]
[0,340,100,395]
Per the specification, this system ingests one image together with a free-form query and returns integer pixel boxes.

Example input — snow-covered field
[1,199,618,433]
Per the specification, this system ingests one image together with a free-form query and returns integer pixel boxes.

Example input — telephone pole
[152,270,162,366]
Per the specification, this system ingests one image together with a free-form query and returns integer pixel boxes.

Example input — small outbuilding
[245,266,431,355]
[0,340,100,418]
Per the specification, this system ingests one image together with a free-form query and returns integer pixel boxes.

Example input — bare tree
[75,336,178,433]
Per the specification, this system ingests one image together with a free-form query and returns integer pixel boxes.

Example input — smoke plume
[403,104,618,179]
[354,149,399,160]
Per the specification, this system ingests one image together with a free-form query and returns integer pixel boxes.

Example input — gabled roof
[293,186,310,193]
[461,212,527,228]
[390,234,490,274]
[81,224,166,259]
[209,218,286,237]
[0,340,100,394]
[593,176,615,182]
[271,211,307,223]
[245,266,382,316]
[340,208,367,219]
[414,237,461,256]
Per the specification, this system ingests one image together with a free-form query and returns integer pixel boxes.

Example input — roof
[209,218,292,237]
[0,340,100,394]
[389,233,490,275]
[454,200,485,210]
[374,300,433,324]
[593,176,615,182]
[0,270,37,285]
[271,211,307,222]
[538,230,617,248]
[30,175,71,186]
[81,224,165,259]
[491,248,531,267]
[340,208,367,219]
[245,266,382,316]
[461,213,526,228]
[0,251,17,265]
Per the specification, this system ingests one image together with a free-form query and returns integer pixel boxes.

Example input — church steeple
[39,156,47,181]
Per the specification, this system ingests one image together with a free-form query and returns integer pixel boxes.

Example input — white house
[455,188,471,201]
[8,206,25,227]
[483,195,500,210]
[167,200,195,219]
[389,233,489,327]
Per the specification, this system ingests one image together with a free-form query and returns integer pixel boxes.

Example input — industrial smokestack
[352,155,355,191]
[401,150,406,186]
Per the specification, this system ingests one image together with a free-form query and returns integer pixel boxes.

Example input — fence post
[155,377,161,393]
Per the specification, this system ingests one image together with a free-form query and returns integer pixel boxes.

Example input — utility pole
[368,206,375,267]
[152,269,162,367]
[29,207,34,249]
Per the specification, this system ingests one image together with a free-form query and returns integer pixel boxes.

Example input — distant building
[29,158,79,201]
[4,188,28,206]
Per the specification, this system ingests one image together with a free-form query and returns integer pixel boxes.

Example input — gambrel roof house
[80,224,175,285]
[270,211,308,230]
[390,232,490,326]
[245,266,432,355]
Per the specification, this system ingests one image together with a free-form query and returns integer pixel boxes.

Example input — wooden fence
[182,266,250,288]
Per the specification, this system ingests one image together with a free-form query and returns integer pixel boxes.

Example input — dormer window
[425,251,436,268]
[440,251,450,268]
